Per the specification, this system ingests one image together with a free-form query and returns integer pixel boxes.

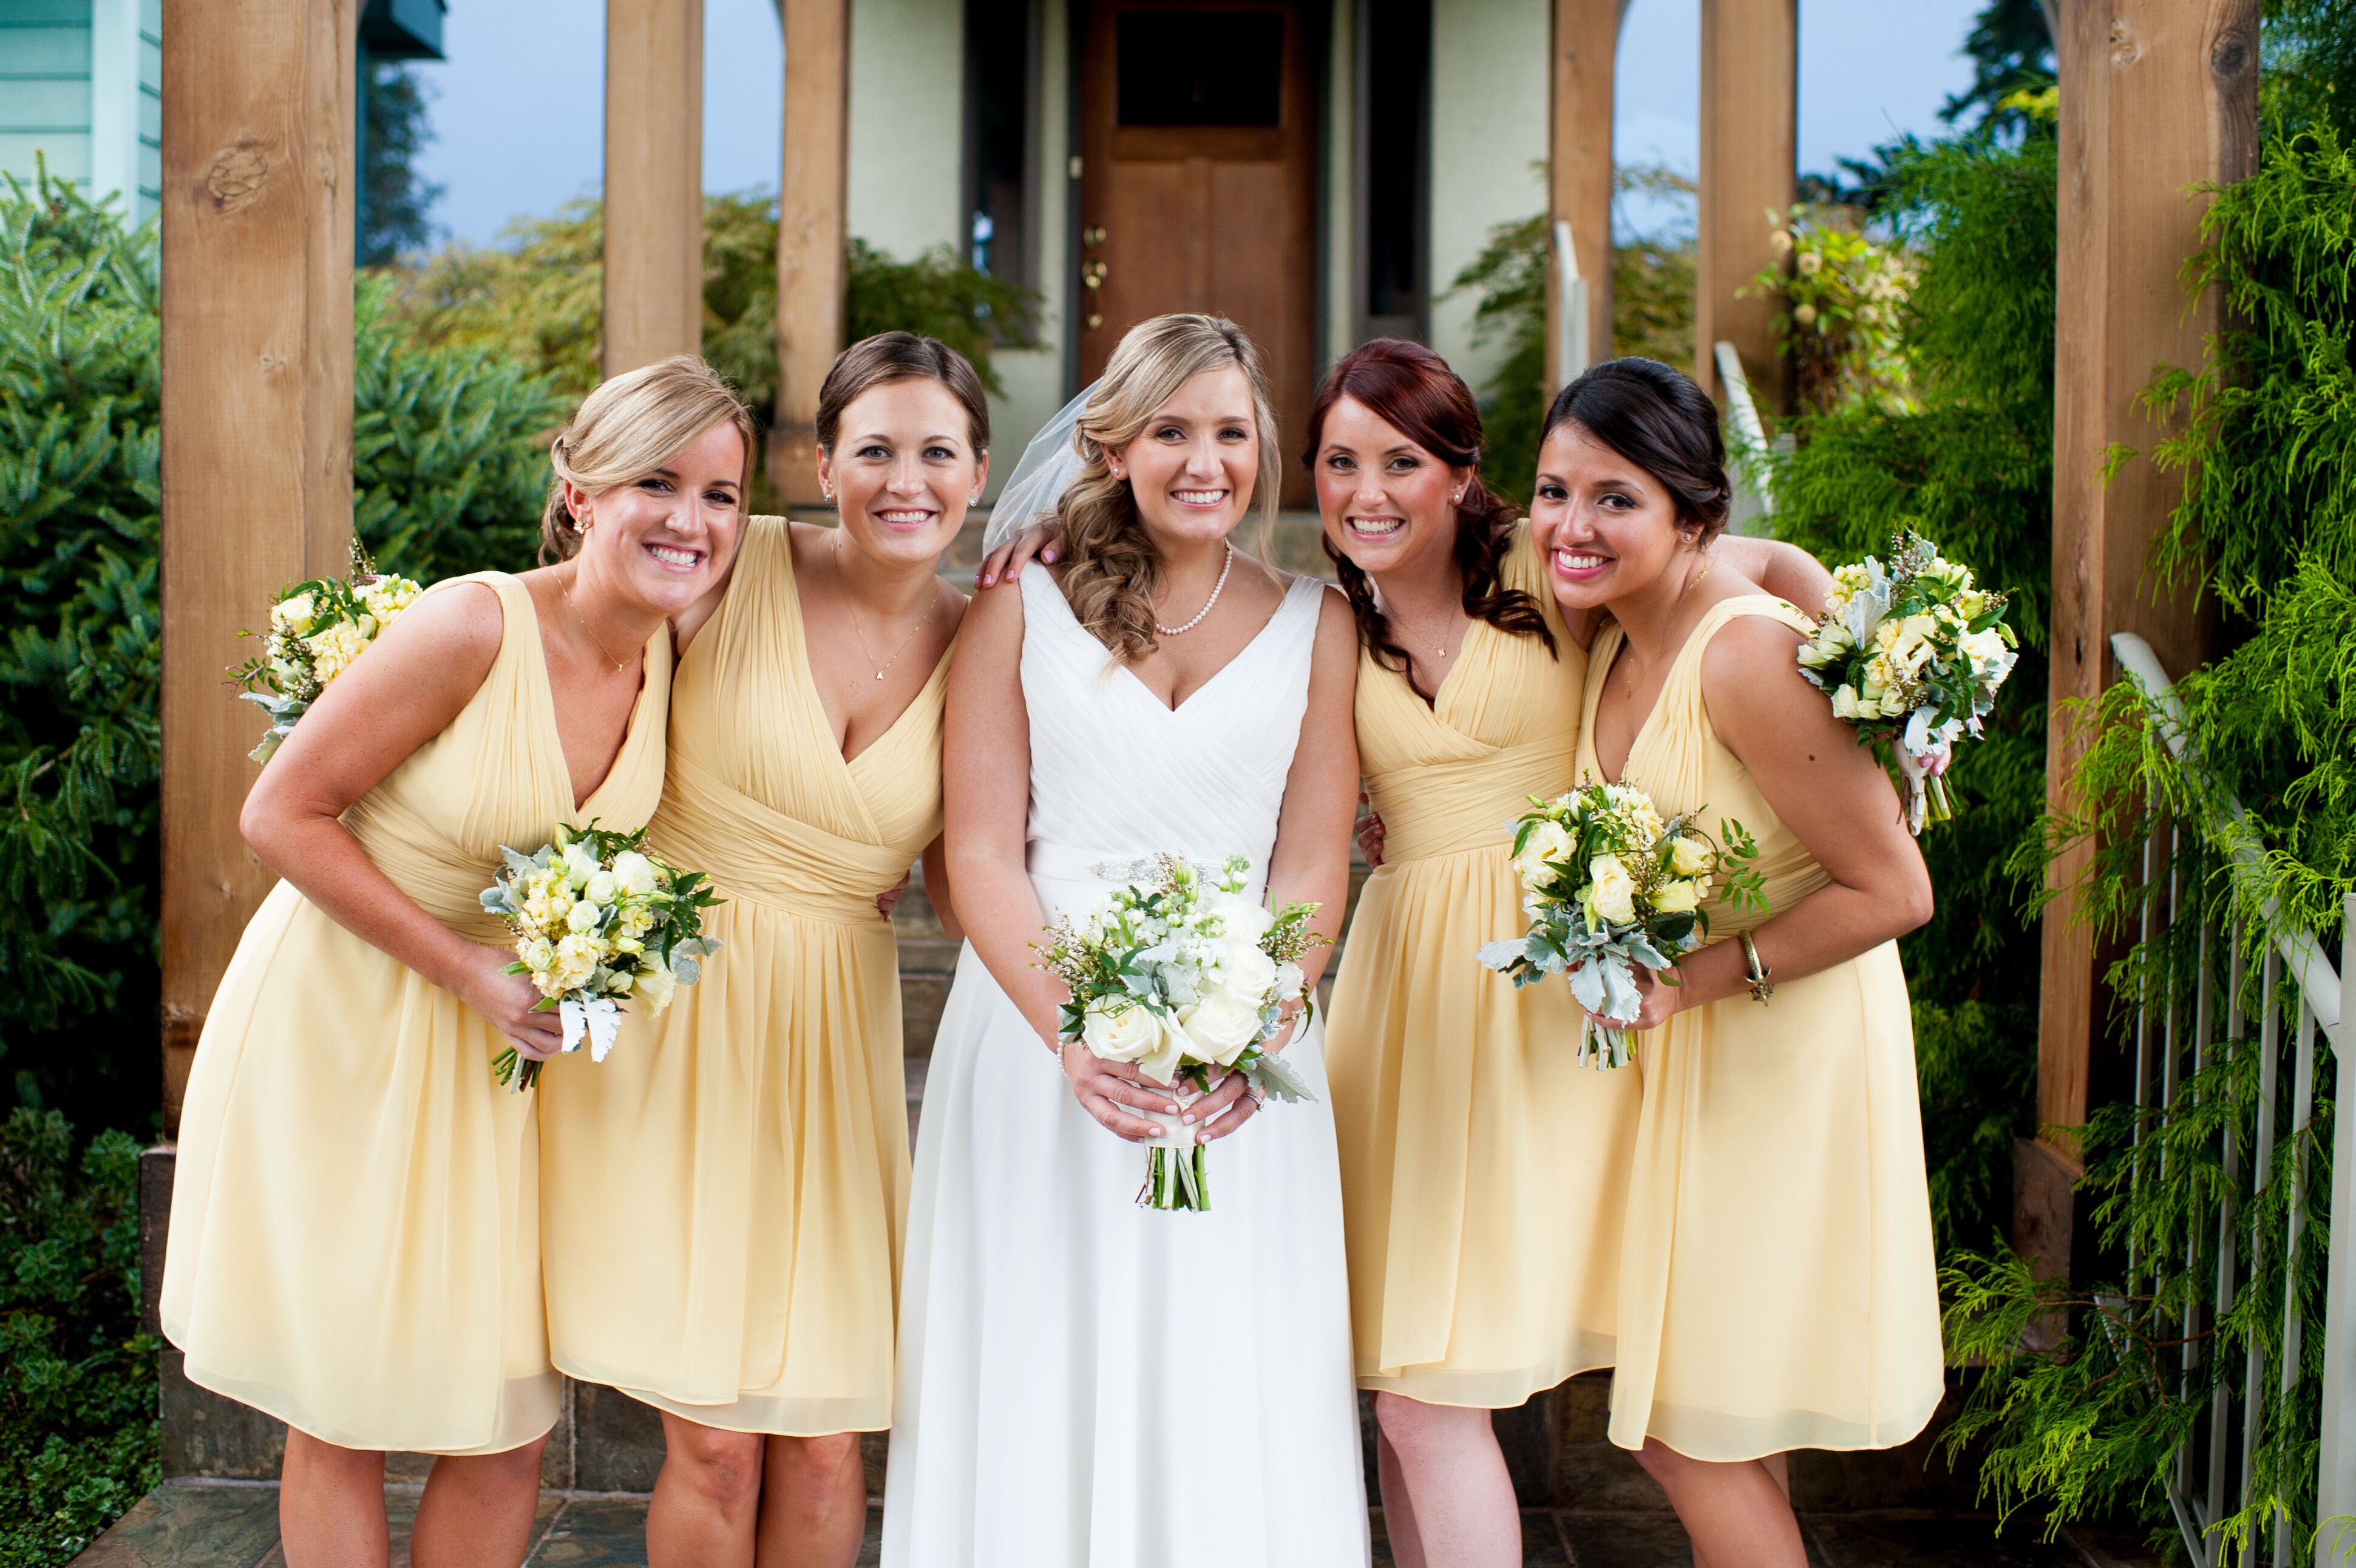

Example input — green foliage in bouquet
[0,1110,158,1567]
[1764,124,2058,1258]
[0,169,570,1130]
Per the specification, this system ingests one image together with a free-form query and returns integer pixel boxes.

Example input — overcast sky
[411,0,1988,248]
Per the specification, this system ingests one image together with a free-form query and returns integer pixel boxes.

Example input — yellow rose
[1668,835,1714,878]
[1653,878,1701,913]
[1585,854,1637,926]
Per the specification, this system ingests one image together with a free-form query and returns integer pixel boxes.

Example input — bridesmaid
[538,333,983,1568]
[1540,357,1942,1567]
[1308,339,1831,1568]
[160,356,752,1568]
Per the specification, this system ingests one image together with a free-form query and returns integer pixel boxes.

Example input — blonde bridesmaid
[160,358,752,1568]
[1305,339,1831,1568]
[1538,357,1942,1568]
[538,333,985,1568]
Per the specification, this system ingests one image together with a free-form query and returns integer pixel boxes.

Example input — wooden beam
[775,0,850,507]
[1694,0,1793,411]
[1547,0,1617,387]
[603,0,706,377]
[2031,0,2259,1258]
[158,0,358,1133]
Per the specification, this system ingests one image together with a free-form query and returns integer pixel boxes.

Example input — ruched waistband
[652,755,908,926]
[344,801,515,945]
[1364,737,1578,864]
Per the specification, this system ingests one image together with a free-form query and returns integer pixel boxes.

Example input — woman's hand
[1061,1042,1183,1142]
[1185,1067,1263,1142]
[877,868,911,918]
[1626,963,1691,1033]
[448,942,566,1061]
[977,524,1062,588]
[1353,791,1385,869]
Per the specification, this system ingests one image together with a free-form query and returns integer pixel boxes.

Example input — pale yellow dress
[540,515,949,1435]
[1326,525,1641,1408]
[1577,596,1943,1459]
[160,572,672,1454]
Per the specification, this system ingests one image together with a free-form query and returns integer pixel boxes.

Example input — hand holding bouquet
[231,541,424,763]
[1035,854,1328,1211]
[1795,530,2017,833]
[1478,782,1764,1068]
[477,823,723,1090]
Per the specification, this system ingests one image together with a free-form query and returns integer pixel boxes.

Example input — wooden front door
[1079,0,1318,504]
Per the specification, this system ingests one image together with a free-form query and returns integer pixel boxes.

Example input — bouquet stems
[491,1047,541,1093]
[1139,1143,1212,1212]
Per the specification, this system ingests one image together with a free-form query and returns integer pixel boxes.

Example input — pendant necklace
[838,532,937,680]
[1156,543,1234,637]
[560,576,634,675]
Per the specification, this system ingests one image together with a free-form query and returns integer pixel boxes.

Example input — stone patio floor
[75,1479,2170,1567]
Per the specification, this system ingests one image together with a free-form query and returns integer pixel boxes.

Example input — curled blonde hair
[1059,314,1284,661]
[540,356,758,563]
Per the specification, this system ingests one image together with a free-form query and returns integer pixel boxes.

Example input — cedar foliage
[0,171,569,1130]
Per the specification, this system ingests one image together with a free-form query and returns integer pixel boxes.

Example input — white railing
[1554,217,1590,390]
[1714,340,1777,534]
[2109,633,2354,1567]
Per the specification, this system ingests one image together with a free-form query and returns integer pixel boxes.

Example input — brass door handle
[1082,257,1108,329]
[1084,225,1108,246]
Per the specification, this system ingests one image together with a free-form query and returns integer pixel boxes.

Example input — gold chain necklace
[559,575,634,675]
[836,532,938,681]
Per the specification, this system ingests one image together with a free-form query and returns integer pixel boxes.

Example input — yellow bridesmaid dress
[1326,524,1641,1408]
[1577,595,1943,1459]
[160,572,672,1454]
[539,515,950,1436]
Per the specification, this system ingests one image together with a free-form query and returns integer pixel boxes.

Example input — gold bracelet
[1738,932,1774,1005]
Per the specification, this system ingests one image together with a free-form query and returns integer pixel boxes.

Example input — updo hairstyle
[1059,314,1285,663]
[540,356,758,565]
[1303,338,1556,696]
[813,331,993,456]
[1539,357,1733,547]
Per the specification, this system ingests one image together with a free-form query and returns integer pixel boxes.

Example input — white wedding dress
[884,566,1371,1567]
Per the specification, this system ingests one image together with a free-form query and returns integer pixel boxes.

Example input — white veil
[983,383,1099,551]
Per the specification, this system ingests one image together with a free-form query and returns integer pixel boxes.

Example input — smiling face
[1105,365,1261,550]
[566,419,747,616]
[1527,419,1691,612]
[817,378,988,571]
[1312,394,1470,581]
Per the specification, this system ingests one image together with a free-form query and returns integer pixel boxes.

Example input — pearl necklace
[1155,543,1234,637]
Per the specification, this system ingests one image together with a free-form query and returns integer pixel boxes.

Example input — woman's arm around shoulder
[1718,535,1836,620]
[236,579,565,1060]
[1265,586,1362,987]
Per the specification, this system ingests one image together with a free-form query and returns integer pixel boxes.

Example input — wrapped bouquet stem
[1796,530,2018,833]
[1036,854,1328,1211]
[1478,782,1765,1067]
[478,823,724,1090]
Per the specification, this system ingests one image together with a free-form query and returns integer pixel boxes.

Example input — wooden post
[1546,0,1617,388]
[158,0,358,1132]
[2025,0,2259,1274]
[775,0,850,508]
[1694,0,1793,411]
[603,0,705,377]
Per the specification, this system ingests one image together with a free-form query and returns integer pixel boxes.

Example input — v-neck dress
[539,515,953,1435]
[161,572,671,1454]
[1325,522,1638,1408]
[1577,596,1942,1459]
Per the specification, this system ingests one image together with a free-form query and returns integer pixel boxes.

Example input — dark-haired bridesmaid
[1308,342,1829,1568]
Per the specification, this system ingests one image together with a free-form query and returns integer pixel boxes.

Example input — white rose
[1081,1000,1161,1062]
[1180,993,1261,1067]
[562,843,600,888]
[1204,891,1275,943]
[611,850,659,897]
[634,963,677,1014]
[1274,962,1305,1002]
[1653,878,1701,913]
[1513,819,1575,891]
[565,900,602,934]
[1832,685,1862,720]
[1585,854,1637,926]
[583,869,619,907]
[1214,941,1277,1002]
[521,936,556,974]
[1668,835,1713,878]
[273,592,317,634]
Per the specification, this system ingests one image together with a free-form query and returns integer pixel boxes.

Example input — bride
[884,314,1370,1566]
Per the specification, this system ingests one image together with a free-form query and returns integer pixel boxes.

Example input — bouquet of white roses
[1478,781,1764,1068]
[231,541,425,763]
[1795,530,2018,833]
[477,823,724,1090]
[1034,854,1328,1211]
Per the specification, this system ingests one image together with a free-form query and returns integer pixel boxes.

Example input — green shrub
[0,171,570,1129]
[0,1109,157,1567]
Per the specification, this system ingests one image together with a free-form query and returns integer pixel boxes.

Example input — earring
[821,484,833,501]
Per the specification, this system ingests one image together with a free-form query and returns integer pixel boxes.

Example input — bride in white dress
[885,314,1371,1566]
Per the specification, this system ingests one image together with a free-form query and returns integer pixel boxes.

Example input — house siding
[1425,0,1546,393]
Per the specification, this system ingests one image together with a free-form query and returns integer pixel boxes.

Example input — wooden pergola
[157,0,2254,1283]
